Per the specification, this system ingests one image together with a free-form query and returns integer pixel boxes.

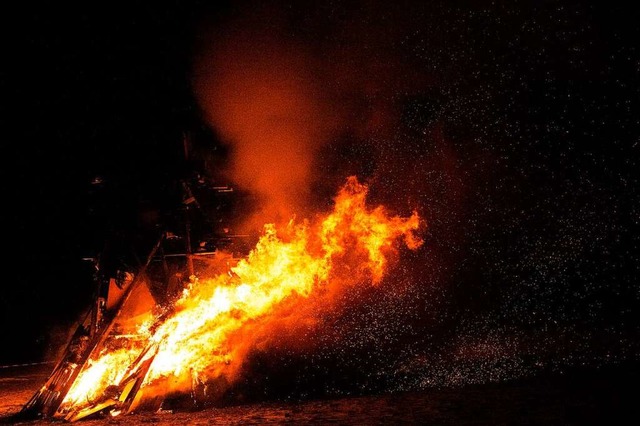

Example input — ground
[1,362,637,425]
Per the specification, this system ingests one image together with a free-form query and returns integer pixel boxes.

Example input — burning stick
[19,235,165,420]
[63,342,160,421]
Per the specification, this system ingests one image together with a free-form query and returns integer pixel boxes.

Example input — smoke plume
[191,0,433,232]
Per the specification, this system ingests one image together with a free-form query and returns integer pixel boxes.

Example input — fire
[60,176,423,414]
[63,349,138,404]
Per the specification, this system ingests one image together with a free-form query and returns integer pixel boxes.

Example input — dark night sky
[1,0,639,391]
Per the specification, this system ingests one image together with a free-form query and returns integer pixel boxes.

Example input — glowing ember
[60,176,423,414]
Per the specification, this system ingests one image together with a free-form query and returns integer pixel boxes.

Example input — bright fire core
[61,176,423,412]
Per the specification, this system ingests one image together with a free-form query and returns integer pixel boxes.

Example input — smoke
[187,0,476,399]
[191,7,330,228]
[191,0,434,231]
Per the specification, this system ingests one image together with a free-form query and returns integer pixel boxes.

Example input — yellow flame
[61,176,423,411]
[63,348,140,406]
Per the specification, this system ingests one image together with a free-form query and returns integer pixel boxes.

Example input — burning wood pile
[20,176,423,422]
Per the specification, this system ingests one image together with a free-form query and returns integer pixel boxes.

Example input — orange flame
[61,176,423,411]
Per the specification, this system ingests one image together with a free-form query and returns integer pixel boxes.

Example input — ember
[21,176,423,421]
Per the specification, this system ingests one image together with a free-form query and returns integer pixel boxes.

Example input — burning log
[19,235,165,420]
[63,342,159,421]
[18,172,247,421]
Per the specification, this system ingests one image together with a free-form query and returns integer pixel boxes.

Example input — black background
[1,0,638,392]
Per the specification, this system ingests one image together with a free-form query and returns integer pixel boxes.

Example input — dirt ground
[1,362,636,425]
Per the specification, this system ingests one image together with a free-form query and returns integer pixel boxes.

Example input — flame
[60,176,423,412]
[63,349,139,405]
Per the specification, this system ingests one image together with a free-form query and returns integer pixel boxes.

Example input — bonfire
[21,176,423,421]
